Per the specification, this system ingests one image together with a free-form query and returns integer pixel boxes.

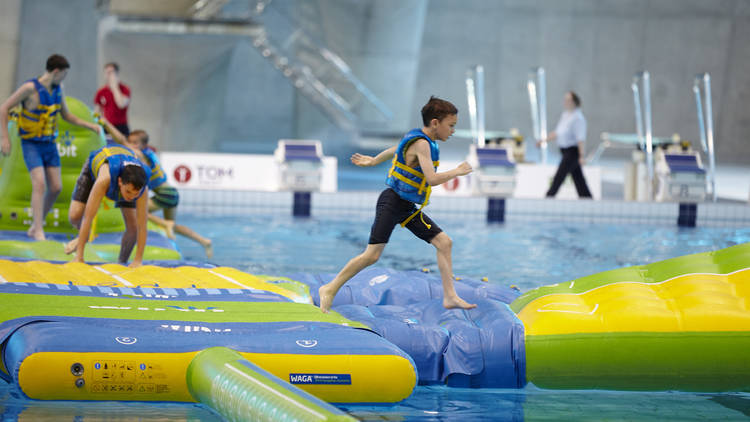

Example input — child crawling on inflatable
[65,144,150,267]
[99,118,213,258]
[319,96,477,313]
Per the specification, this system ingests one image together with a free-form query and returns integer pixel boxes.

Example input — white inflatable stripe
[207,270,253,290]
[529,267,750,302]
[93,266,135,287]
[537,302,599,315]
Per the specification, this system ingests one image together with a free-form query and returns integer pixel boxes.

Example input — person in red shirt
[94,62,130,135]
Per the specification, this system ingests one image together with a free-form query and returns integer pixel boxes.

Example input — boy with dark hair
[0,53,101,240]
[319,96,477,313]
[101,119,213,258]
[65,144,150,267]
[94,62,131,136]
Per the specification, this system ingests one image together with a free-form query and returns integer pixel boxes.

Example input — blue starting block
[655,148,707,202]
[275,140,324,192]
[468,145,516,196]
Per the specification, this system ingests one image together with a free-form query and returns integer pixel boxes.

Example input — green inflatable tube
[187,347,357,422]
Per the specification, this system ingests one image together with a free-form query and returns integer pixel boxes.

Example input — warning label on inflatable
[289,373,352,385]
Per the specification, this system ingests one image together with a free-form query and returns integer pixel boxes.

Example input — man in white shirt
[537,91,592,198]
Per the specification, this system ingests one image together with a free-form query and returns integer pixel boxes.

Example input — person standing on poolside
[94,62,131,136]
[537,91,592,198]
[0,54,101,240]
[319,96,477,313]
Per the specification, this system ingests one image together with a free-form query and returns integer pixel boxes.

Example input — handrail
[466,65,486,147]
[527,67,547,164]
[632,71,654,200]
[693,73,717,202]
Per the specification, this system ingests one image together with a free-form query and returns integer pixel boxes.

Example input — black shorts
[71,158,135,208]
[368,188,442,244]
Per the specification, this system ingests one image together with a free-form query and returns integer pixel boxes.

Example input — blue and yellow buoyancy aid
[17,79,63,142]
[385,128,440,228]
[89,145,150,203]
[141,148,167,189]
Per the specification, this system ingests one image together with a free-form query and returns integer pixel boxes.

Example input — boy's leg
[430,232,477,310]
[43,165,63,219]
[147,210,176,240]
[27,167,47,240]
[119,207,138,264]
[64,200,86,254]
[319,243,385,313]
[319,188,402,313]
[164,206,213,257]
[65,160,95,254]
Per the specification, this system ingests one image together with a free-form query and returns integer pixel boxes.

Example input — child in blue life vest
[0,54,101,241]
[65,144,150,267]
[100,118,213,258]
[319,96,477,313]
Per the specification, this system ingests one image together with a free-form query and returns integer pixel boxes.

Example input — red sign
[444,177,459,191]
[173,165,192,183]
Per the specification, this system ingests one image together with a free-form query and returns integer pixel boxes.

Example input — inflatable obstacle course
[0,97,180,261]
[292,245,750,392]
[0,260,417,405]
[512,242,750,391]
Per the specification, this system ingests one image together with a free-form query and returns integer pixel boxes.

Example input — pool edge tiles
[178,189,750,226]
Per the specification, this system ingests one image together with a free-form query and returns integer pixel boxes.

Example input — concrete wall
[15,0,99,107]
[413,0,750,164]
[6,0,750,164]
[0,0,22,100]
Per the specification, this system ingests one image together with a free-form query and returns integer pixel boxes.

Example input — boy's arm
[60,92,101,134]
[74,168,111,263]
[0,82,34,155]
[351,146,397,167]
[129,189,149,268]
[99,117,128,146]
[413,140,472,186]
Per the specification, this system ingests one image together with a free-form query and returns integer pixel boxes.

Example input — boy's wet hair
[120,164,147,190]
[46,54,70,72]
[105,62,120,72]
[130,130,149,146]
[421,96,458,126]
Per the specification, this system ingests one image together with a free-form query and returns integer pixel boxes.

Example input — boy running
[319,96,477,313]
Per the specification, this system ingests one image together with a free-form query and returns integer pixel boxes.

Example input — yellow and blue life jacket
[17,79,63,142]
[90,145,150,202]
[141,148,167,189]
[385,128,440,227]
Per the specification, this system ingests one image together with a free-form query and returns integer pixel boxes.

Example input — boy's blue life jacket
[141,148,167,189]
[17,79,63,142]
[89,145,150,203]
[385,128,440,228]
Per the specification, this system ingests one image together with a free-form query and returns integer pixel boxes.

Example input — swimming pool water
[175,212,750,292]
[2,212,749,421]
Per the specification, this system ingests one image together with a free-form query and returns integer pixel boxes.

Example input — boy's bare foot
[202,239,213,259]
[27,226,46,241]
[64,237,79,254]
[318,284,335,313]
[163,220,176,240]
[443,295,477,310]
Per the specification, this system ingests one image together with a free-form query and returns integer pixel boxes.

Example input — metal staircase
[101,0,392,130]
